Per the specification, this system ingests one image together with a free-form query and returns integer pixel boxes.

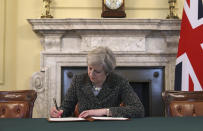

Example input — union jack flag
[175,0,203,91]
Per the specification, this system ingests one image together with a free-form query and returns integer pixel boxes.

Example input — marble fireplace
[28,18,180,118]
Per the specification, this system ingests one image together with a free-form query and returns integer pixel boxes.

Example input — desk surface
[0,117,203,131]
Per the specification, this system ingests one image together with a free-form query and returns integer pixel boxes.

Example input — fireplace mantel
[28,18,181,118]
[29,18,180,30]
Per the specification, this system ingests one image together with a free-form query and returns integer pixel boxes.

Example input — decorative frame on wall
[0,0,5,85]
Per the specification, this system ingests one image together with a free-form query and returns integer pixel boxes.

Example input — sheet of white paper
[91,117,129,120]
[48,117,86,121]
[48,117,129,121]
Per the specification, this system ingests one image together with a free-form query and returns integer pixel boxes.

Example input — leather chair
[162,90,203,117]
[0,90,37,118]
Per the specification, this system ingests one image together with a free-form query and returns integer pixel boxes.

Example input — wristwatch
[106,108,110,117]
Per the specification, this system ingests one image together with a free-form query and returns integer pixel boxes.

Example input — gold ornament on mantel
[166,0,179,19]
[41,0,53,18]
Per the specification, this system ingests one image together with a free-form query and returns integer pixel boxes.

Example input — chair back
[162,91,203,117]
[0,90,37,118]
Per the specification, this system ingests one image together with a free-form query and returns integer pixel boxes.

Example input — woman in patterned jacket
[50,46,144,118]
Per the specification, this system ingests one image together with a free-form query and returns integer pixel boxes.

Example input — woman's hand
[50,107,63,118]
[79,109,107,118]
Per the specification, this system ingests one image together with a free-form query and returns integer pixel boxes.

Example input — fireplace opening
[61,67,164,117]
[130,82,150,117]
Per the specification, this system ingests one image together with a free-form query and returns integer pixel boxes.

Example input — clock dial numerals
[105,0,123,10]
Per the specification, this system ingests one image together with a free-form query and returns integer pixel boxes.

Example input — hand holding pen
[53,98,59,110]
[50,98,63,118]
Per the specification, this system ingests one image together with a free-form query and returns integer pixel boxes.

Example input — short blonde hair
[87,46,116,73]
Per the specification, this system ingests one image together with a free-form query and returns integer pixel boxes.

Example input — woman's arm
[60,76,78,117]
[109,81,145,118]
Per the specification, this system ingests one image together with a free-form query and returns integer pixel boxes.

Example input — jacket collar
[81,73,116,102]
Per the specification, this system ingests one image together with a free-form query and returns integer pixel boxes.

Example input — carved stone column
[31,68,49,118]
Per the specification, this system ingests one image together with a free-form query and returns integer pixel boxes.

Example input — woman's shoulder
[108,72,128,85]
[73,73,88,81]
[72,73,90,85]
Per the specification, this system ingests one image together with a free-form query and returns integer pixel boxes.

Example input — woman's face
[88,64,107,86]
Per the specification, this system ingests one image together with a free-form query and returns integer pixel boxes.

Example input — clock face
[104,0,123,10]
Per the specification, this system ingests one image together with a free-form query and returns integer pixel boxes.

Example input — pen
[53,98,59,110]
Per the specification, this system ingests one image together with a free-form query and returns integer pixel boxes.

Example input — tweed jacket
[61,72,145,118]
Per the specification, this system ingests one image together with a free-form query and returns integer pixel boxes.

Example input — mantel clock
[101,0,126,18]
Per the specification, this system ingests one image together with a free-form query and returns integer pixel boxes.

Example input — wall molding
[0,0,5,85]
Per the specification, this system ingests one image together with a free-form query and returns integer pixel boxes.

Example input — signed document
[48,117,129,122]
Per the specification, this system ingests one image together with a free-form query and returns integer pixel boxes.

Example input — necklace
[93,85,102,91]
